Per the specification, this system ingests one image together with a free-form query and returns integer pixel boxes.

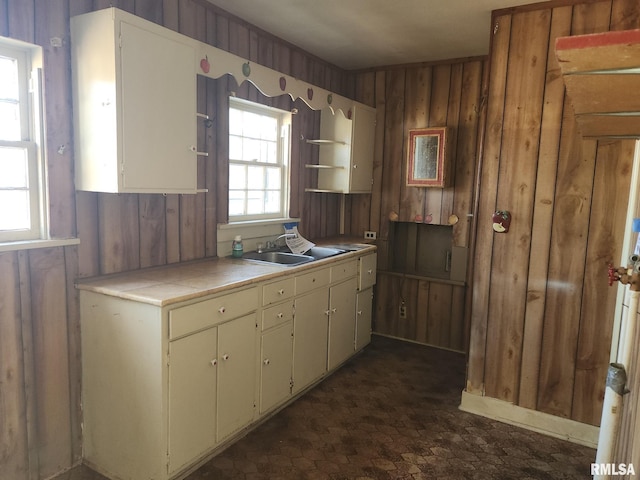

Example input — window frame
[0,37,47,244]
[228,97,291,223]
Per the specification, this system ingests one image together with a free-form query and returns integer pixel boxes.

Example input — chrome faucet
[266,232,298,250]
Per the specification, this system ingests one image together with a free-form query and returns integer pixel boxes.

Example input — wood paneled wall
[467,0,640,428]
[350,59,485,351]
[0,1,353,478]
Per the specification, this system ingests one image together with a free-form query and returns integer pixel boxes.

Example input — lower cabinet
[328,277,358,370]
[216,314,258,442]
[356,288,374,351]
[260,320,294,414]
[168,327,217,474]
[80,249,376,480]
[293,286,330,394]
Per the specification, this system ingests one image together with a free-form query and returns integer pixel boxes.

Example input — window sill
[218,218,301,230]
[0,237,80,253]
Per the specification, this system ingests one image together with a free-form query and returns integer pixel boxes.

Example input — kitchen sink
[303,246,347,259]
[242,250,315,266]
[242,246,348,266]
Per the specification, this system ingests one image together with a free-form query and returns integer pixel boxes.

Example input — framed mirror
[406,127,447,187]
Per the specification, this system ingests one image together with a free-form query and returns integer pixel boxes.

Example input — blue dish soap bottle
[232,235,244,258]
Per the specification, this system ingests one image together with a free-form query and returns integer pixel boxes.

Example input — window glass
[0,39,45,243]
[228,98,290,221]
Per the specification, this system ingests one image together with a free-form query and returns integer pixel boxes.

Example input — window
[228,97,291,222]
[0,38,45,243]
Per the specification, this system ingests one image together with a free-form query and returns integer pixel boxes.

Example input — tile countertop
[75,242,376,307]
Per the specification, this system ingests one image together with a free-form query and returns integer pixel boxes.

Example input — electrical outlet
[364,231,377,240]
[399,304,407,319]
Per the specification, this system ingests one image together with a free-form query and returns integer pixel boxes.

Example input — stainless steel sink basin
[303,246,346,259]
[242,250,314,266]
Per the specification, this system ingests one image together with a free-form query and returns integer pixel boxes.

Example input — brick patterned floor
[57,335,595,479]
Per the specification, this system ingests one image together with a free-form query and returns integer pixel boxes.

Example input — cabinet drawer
[263,277,295,306]
[296,267,330,295]
[262,301,294,331]
[169,287,258,339]
[330,260,357,284]
[359,253,377,290]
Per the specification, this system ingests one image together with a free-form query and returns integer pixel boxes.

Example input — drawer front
[263,277,295,306]
[169,287,258,339]
[262,301,294,331]
[330,260,357,284]
[296,267,330,295]
[359,253,377,290]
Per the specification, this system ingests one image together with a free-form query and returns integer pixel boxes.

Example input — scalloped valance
[195,41,360,118]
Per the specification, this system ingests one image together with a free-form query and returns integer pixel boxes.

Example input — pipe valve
[608,257,640,291]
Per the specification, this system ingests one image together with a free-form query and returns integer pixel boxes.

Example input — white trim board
[459,390,599,449]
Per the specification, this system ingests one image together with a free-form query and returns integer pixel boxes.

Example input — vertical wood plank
[0,252,30,480]
[426,283,453,347]
[572,139,634,425]
[399,67,431,223]
[63,245,82,464]
[518,4,572,411]
[36,0,76,238]
[28,248,72,478]
[451,60,483,248]
[483,9,551,405]
[424,64,452,226]
[415,279,430,343]
[378,70,405,262]
[610,0,640,30]
[138,195,167,268]
[467,13,512,395]
[76,192,100,278]
[537,120,596,418]
[98,194,140,274]
[7,0,34,42]
[370,70,386,249]
[441,63,463,224]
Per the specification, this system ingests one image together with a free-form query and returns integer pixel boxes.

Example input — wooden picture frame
[406,127,447,187]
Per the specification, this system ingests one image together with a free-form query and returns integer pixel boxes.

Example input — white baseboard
[459,390,599,448]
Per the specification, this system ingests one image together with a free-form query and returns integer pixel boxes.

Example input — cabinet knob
[278,289,285,295]
[324,310,331,316]
[218,306,226,314]
[222,353,230,361]
[332,307,337,314]
[263,358,270,366]
[277,312,284,319]
[367,269,373,275]
[210,359,218,366]
[357,310,362,316]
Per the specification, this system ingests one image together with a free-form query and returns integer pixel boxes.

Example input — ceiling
[206,0,531,70]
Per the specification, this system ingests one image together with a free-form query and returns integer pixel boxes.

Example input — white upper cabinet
[307,104,376,194]
[71,8,199,193]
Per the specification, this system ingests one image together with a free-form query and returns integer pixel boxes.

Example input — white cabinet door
[359,253,377,291]
[71,8,198,193]
[356,288,373,351]
[293,286,329,394]
[168,327,217,474]
[328,277,357,370]
[119,20,197,192]
[260,321,293,414]
[217,314,257,441]
[349,104,376,192]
